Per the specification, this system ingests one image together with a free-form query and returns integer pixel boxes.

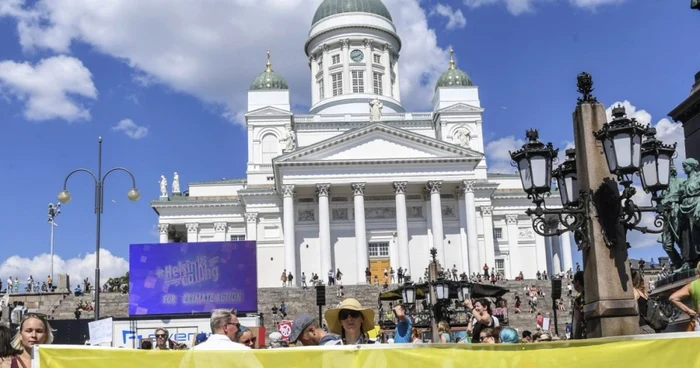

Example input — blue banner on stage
[128,241,257,316]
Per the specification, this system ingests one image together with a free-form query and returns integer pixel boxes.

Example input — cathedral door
[368,242,391,284]
[370,259,390,285]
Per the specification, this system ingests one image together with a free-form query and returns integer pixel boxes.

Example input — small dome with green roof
[435,47,474,90]
[312,0,393,25]
[250,51,289,91]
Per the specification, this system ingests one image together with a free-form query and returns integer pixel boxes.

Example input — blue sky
[0,0,696,283]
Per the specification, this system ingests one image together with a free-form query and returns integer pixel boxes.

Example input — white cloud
[0,0,450,125]
[463,0,622,15]
[430,3,467,30]
[485,135,525,173]
[606,100,685,170]
[0,249,128,287]
[0,55,97,121]
[112,118,148,139]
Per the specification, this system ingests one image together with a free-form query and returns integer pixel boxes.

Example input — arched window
[261,134,280,163]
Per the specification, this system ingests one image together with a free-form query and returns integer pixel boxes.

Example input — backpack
[644,298,669,332]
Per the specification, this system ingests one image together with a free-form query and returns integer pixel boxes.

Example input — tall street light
[47,203,61,284]
[509,73,677,338]
[58,137,140,321]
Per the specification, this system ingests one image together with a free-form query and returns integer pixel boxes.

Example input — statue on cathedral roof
[369,96,383,122]
[159,175,168,198]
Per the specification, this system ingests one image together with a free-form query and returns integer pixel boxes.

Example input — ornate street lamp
[435,280,450,301]
[510,129,559,203]
[552,149,579,207]
[402,282,416,305]
[510,132,589,247]
[594,105,648,183]
[512,74,676,252]
[457,284,470,302]
[639,128,676,197]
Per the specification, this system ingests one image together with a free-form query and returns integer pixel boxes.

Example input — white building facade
[152,0,574,287]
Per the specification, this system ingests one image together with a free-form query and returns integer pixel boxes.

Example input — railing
[294,112,433,124]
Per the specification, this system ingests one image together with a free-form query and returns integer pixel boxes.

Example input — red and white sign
[278,320,293,342]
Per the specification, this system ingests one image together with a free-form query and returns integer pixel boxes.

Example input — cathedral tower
[305,0,404,115]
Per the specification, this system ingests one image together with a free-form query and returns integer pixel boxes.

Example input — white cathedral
[152,0,574,287]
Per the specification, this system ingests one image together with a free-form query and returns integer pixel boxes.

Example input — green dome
[312,0,393,25]
[435,48,474,90]
[250,52,289,91]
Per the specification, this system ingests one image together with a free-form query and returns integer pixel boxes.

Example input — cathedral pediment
[275,123,483,164]
[437,103,484,114]
[245,106,293,117]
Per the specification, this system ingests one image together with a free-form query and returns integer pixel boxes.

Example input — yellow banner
[36,333,700,368]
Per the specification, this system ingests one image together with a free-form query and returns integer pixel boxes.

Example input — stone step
[32,280,572,337]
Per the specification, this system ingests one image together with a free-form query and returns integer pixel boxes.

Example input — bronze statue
[693,0,700,10]
[677,158,700,271]
[658,163,685,268]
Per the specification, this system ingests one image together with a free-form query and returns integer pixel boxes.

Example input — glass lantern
[594,105,647,178]
[639,128,676,194]
[402,282,416,305]
[553,148,579,206]
[510,129,558,196]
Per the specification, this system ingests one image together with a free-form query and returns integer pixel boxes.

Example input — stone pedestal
[573,102,639,338]
[669,72,700,161]
[56,274,71,293]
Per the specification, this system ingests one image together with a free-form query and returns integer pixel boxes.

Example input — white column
[392,54,401,101]
[381,43,391,97]
[322,44,331,98]
[186,223,199,243]
[427,181,445,265]
[245,213,258,241]
[505,215,519,280]
[535,234,548,275]
[481,206,496,271]
[393,181,410,272]
[317,184,332,276]
[342,39,351,94]
[551,235,562,275]
[158,224,169,244]
[462,180,481,275]
[213,222,227,241]
[282,185,297,279]
[389,234,399,278]
[560,231,574,273]
[364,39,373,95]
[310,55,318,104]
[456,189,470,275]
[545,237,554,276]
[352,183,369,283]
[424,189,434,249]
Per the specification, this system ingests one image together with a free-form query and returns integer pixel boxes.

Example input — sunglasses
[241,337,257,345]
[339,310,361,320]
[156,334,167,338]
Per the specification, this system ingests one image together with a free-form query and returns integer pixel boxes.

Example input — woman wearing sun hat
[324,298,376,345]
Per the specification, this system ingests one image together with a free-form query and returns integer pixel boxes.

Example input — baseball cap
[195,332,208,344]
[289,314,314,343]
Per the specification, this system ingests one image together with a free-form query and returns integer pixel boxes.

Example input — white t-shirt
[193,334,250,351]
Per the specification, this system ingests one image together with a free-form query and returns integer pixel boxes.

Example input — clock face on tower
[350,50,364,62]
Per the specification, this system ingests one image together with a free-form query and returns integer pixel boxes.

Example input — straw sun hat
[324,298,375,335]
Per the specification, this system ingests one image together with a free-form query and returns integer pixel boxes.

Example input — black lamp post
[58,137,140,321]
[510,100,676,250]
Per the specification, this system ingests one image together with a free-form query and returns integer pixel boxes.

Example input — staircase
[31,279,572,337]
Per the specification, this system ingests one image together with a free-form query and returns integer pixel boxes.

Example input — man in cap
[289,314,341,346]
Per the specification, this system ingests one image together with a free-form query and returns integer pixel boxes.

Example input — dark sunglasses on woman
[339,310,361,320]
